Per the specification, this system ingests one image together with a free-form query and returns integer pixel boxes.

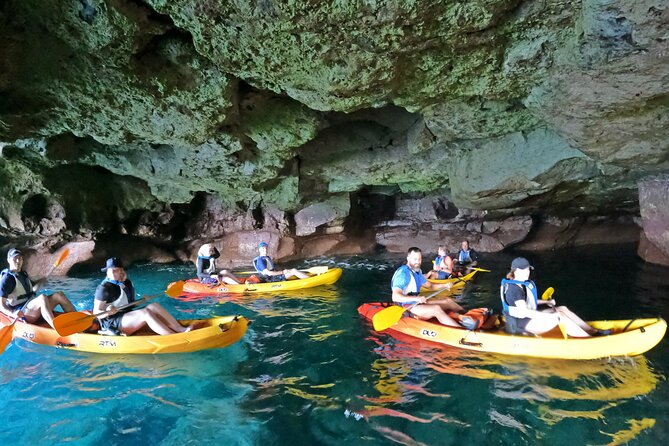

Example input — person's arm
[0,275,16,313]
[196,258,212,281]
[258,257,283,276]
[391,287,427,304]
[420,281,452,291]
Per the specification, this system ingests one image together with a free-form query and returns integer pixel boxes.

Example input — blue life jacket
[253,256,274,274]
[499,278,538,315]
[458,250,471,263]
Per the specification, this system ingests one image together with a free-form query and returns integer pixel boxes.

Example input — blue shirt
[253,256,275,273]
[391,265,427,295]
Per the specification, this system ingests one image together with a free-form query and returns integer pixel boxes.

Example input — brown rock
[638,231,669,267]
[639,175,669,259]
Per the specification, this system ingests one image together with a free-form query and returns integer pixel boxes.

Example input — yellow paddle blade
[53,311,96,337]
[542,286,555,301]
[165,281,185,298]
[372,305,408,332]
[470,267,491,272]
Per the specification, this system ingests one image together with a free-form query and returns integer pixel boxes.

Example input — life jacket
[500,279,538,319]
[0,268,33,307]
[391,265,424,295]
[458,250,471,263]
[434,256,446,269]
[253,256,275,274]
[197,256,217,275]
[100,278,134,310]
[447,307,496,331]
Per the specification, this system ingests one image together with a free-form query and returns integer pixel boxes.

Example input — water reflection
[362,330,663,444]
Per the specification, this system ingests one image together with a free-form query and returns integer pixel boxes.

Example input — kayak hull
[424,269,478,289]
[1,313,249,354]
[358,303,667,360]
[176,267,343,295]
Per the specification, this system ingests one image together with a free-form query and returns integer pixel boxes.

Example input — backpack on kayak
[447,307,495,331]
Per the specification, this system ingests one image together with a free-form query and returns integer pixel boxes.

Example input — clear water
[1,245,668,445]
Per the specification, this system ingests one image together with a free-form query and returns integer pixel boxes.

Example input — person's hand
[548,299,556,306]
[419,296,427,304]
[105,305,118,315]
[16,310,25,319]
[444,283,453,290]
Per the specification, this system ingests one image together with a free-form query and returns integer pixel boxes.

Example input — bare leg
[431,297,464,313]
[555,306,594,336]
[144,303,187,333]
[409,304,461,328]
[218,270,241,284]
[23,292,74,329]
[119,308,179,335]
[284,268,309,279]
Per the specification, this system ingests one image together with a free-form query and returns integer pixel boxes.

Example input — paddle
[0,248,70,354]
[469,267,491,273]
[372,281,459,332]
[52,281,185,337]
[236,266,329,275]
[541,286,567,339]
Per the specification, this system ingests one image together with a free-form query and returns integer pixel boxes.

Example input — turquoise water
[1,245,668,445]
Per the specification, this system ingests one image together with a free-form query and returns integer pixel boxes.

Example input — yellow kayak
[176,267,343,296]
[425,269,479,286]
[359,303,667,360]
[1,312,249,354]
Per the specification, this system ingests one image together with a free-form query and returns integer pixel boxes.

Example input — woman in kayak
[196,244,242,285]
[94,257,199,335]
[0,248,76,330]
[424,245,458,280]
[501,257,609,337]
[253,242,309,282]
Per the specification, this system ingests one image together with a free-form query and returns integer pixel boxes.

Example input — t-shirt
[196,257,215,280]
[390,265,427,295]
[504,283,526,308]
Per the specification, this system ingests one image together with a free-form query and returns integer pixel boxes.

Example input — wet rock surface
[1,0,668,268]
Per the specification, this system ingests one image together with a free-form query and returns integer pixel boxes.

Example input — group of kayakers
[1,239,609,339]
[391,245,609,337]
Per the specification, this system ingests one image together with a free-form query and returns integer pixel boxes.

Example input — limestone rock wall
[1,0,668,268]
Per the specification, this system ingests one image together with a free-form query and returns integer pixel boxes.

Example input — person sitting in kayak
[0,248,76,330]
[253,242,309,282]
[424,245,459,280]
[391,247,464,328]
[196,243,242,285]
[501,257,608,337]
[95,257,198,335]
[456,240,479,267]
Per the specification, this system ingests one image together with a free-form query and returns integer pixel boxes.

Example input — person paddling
[0,248,75,330]
[253,242,309,282]
[196,243,242,285]
[94,258,197,335]
[501,257,609,337]
[455,240,479,273]
[424,245,458,280]
[391,247,465,328]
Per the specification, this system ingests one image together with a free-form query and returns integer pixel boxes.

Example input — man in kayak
[455,240,479,268]
[501,257,609,337]
[391,247,464,328]
[94,257,197,335]
[253,242,309,282]
[1,248,76,330]
[424,245,459,280]
[196,243,242,285]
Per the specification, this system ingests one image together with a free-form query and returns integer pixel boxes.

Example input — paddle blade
[54,248,70,268]
[53,311,95,337]
[541,286,555,301]
[306,266,329,275]
[0,325,15,355]
[165,281,185,298]
[471,267,491,273]
[372,305,408,332]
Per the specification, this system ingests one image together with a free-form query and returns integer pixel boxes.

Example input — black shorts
[99,313,125,334]
[504,314,530,334]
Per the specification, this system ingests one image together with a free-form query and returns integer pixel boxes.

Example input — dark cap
[258,242,268,248]
[511,257,533,271]
[101,257,124,271]
[7,248,22,261]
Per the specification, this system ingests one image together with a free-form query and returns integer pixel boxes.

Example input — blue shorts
[199,277,218,285]
[261,274,286,283]
[399,301,419,308]
[436,271,451,280]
